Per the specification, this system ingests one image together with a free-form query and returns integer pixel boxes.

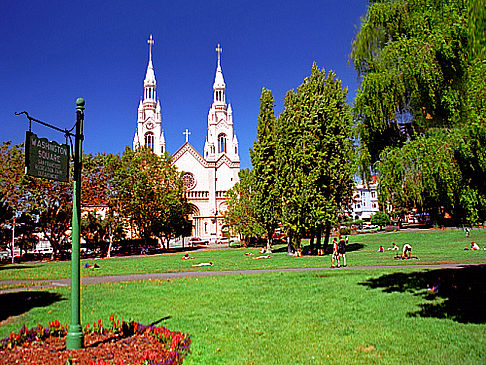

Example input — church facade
[133,37,240,240]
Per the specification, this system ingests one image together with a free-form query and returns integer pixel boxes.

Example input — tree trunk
[266,230,272,253]
[323,221,332,254]
[316,226,322,254]
[309,231,315,255]
[106,226,113,258]
[287,232,294,255]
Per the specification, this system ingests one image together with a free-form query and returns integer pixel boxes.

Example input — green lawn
[1,228,485,282]
[1,229,485,364]
[1,267,484,364]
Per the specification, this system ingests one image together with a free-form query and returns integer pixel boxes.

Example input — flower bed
[0,314,191,364]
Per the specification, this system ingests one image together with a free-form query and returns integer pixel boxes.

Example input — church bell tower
[204,44,239,162]
[133,34,165,155]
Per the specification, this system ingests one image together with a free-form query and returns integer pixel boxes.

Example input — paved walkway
[1,263,484,294]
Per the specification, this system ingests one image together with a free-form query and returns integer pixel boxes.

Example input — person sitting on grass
[378,246,384,252]
[84,262,99,269]
[471,242,480,250]
[402,243,412,259]
[388,243,399,251]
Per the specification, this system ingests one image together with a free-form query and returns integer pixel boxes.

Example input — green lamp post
[66,98,85,349]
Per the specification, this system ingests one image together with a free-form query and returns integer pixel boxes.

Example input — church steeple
[144,34,156,105]
[204,44,239,163]
[134,34,165,156]
[213,43,226,107]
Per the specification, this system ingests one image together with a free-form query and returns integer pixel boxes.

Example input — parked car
[189,237,209,245]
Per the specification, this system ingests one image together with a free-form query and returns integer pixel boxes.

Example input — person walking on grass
[331,238,339,268]
[338,237,347,267]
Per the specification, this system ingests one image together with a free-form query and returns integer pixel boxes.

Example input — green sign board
[25,131,70,182]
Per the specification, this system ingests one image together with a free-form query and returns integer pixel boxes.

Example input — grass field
[0,229,485,364]
[1,228,485,282]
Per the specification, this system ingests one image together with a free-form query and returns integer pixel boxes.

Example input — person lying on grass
[387,243,399,251]
[253,255,271,259]
[182,254,195,259]
[192,262,213,267]
[471,242,480,250]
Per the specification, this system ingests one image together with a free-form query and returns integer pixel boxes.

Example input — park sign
[25,131,70,182]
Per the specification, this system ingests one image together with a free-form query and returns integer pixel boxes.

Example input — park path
[1,262,484,294]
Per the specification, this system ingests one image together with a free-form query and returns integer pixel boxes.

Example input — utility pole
[66,98,85,350]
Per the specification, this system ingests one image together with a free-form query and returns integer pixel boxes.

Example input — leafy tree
[81,211,105,248]
[0,141,71,257]
[370,211,391,229]
[81,152,124,256]
[113,147,189,246]
[276,64,355,253]
[0,199,14,248]
[250,88,281,252]
[351,0,486,225]
[30,178,72,256]
[224,169,265,243]
[100,211,125,257]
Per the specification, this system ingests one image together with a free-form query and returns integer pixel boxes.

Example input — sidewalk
[1,263,484,294]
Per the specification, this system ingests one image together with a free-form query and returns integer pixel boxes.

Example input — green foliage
[370,211,391,228]
[351,0,486,224]
[276,64,355,243]
[113,147,190,245]
[250,88,281,248]
[224,169,265,241]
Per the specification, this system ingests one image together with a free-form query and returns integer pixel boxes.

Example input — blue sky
[1,0,368,169]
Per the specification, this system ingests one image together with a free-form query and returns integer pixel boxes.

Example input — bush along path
[0,313,191,364]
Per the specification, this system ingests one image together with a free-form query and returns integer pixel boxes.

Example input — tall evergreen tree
[276,64,355,253]
[250,88,280,252]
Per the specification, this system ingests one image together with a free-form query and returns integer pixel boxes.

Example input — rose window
[183,172,196,189]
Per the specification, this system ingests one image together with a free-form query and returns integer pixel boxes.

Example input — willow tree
[351,0,486,224]
[276,64,355,253]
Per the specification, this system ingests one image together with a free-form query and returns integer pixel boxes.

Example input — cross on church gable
[183,129,191,143]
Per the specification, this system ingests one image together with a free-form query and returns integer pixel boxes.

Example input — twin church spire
[133,36,239,164]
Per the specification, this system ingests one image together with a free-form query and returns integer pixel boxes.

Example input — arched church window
[218,133,227,153]
[144,132,154,151]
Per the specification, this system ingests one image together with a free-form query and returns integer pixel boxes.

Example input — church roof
[173,142,240,169]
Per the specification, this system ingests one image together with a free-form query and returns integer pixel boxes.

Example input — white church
[133,36,240,240]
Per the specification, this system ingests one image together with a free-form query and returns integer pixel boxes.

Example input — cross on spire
[183,129,191,143]
[215,43,222,67]
[147,34,154,62]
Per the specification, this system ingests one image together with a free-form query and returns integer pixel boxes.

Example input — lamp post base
[66,325,84,350]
